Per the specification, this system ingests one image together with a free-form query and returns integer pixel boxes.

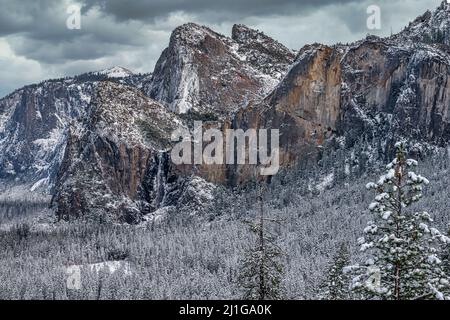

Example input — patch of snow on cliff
[33,128,64,153]
[30,177,49,192]
[172,59,199,114]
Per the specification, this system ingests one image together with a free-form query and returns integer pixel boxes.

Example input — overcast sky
[0,0,443,97]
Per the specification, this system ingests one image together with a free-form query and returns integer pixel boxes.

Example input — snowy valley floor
[0,156,449,299]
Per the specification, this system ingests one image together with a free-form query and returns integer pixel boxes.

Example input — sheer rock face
[50,82,214,222]
[338,38,450,149]
[0,80,96,184]
[223,44,343,183]
[230,32,450,177]
[146,23,294,116]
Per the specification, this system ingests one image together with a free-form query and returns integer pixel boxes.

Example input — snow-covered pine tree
[238,183,284,300]
[348,142,450,300]
[440,225,450,276]
[319,243,352,300]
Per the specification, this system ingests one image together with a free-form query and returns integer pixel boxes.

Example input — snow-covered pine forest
[1,146,449,300]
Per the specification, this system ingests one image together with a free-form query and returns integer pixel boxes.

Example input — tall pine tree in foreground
[348,143,450,300]
[319,243,352,300]
[238,183,284,300]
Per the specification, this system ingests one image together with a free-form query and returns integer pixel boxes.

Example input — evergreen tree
[440,225,450,277]
[238,183,284,300]
[319,243,352,300]
[349,142,450,300]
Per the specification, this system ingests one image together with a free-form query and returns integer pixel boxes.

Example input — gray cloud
[0,0,444,97]
[80,0,359,23]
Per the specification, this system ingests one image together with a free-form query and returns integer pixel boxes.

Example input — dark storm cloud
[80,0,358,22]
[0,0,148,44]
[0,0,69,37]
[0,0,152,65]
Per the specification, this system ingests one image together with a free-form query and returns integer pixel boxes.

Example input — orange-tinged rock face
[227,45,343,174]
[193,38,450,186]
[275,46,341,127]
[174,46,343,185]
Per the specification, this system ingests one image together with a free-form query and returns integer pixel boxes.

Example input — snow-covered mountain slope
[146,23,294,116]
[0,67,153,191]
[0,64,214,221]
[393,1,450,46]
[74,67,152,89]
[95,66,134,78]
[0,79,96,189]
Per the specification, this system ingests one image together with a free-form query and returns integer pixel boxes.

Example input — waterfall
[154,152,166,207]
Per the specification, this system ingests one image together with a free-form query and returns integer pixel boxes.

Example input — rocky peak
[231,2,450,178]
[147,22,287,116]
[231,24,295,78]
[393,0,450,45]
[231,23,287,50]
[0,78,96,187]
[231,24,258,43]
[170,22,232,48]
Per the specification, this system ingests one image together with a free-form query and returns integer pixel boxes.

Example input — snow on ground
[0,222,53,232]
[141,206,175,225]
[315,173,335,192]
[67,261,132,276]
